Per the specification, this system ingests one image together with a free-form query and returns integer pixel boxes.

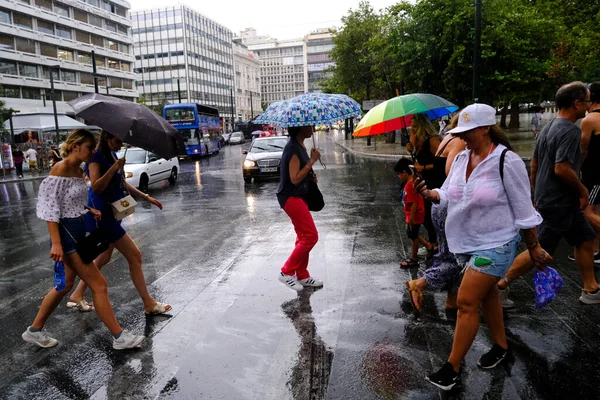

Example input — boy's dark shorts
[406,224,421,240]
[538,207,596,255]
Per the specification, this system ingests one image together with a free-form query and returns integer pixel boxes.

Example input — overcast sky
[128,0,399,39]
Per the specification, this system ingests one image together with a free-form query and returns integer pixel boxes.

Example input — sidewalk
[0,171,48,184]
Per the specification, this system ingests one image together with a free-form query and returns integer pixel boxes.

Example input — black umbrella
[68,93,186,160]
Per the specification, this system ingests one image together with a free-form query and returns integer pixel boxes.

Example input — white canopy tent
[3,112,92,135]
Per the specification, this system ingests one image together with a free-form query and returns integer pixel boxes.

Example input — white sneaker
[417,247,428,257]
[579,289,600,305]
[278,272,303,291]
[113,330,145,350]
[498,287,515,309]
[22,327,58,348]
[298,277,324,288]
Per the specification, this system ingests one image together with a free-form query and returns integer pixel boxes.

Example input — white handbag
[111,152,137,221]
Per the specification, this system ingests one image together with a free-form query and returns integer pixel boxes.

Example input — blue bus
[164,103,222,158]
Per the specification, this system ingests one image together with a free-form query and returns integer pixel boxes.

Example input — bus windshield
[180,129,200,145]
[165,107,195,122]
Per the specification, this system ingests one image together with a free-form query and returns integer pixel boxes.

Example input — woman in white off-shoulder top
[22,129,145,351]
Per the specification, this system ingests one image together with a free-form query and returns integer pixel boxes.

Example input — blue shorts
[58,216,86,255]
[85,209,126,244]
[455,235,520,278]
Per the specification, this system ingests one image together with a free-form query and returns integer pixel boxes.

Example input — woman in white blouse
[416,104,552,391]
[22,129,145,350]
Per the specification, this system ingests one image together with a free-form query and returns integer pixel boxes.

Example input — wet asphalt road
[1,132,600,400]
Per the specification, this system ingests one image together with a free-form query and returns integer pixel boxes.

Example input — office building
[0,0,136,113]
[132,6,236,130]
[305,29,334,93]
[232,40,260,121]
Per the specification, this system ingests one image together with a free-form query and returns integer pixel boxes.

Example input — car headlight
[243,160,256,168]
[125,172,133,178]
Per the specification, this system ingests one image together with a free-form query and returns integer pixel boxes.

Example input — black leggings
[15,162,23,176]
[423,199,437,245]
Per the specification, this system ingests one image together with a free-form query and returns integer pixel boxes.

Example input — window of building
[86,0,98,7]
[35,0,52,10]
[0,60,17,75]
[42,66,59,80]
[105,21,116,33]
[75,30,89,43]
[16,38,35,54]
[76,51,91,64]
[0,85,19,98]
[58,48,73,61]
[107,59,118,69]
[106,39,116,51]
[117,24,127,35]
[120,62,130,72]
[74,8,87,23]
[91,34,103,47]
[40,42,56,57]
[56,24,71,39]
[95,54,105,67]
[13,13,32,29]
[118,43,128,53]
[0,34,14,50]
[54,3,69,17]
[0,9,10,24]
[80,72,93,84]
[111,77,122,88]
[100,0,110,12]
[47,90,62,101]
[122,79,132,89]
[37,19,54,35]
[88,14,102,28]
[18,63,38,77]
[116,6,126,17]
[61,69,76,82]
[22,87,41,99]
[63,90,78,101]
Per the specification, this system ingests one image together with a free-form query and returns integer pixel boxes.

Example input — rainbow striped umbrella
[353,93,458,137]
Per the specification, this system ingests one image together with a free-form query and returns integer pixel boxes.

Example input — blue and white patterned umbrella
[253,93,362,127]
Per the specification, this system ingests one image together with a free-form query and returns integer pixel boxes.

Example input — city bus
[164,103,221,158]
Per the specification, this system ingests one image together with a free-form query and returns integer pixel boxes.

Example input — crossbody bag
[110,153,137,221]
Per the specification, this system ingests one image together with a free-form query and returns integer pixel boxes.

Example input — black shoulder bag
[306,169,324,212]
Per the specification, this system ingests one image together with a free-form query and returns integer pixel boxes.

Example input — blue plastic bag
[533,267,564,309]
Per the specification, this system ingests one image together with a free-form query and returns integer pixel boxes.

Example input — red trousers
[281,197,319,280]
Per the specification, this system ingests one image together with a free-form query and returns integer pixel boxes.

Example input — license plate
[260,167,277,173]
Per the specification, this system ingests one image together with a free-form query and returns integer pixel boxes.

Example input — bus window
[181,129,199,145]
[165,107,195,122]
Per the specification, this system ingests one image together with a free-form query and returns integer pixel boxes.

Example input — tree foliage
[324,0,599,112]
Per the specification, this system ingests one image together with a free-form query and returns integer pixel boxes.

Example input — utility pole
[177,78,181,103]
[472,0,482,103]
[91,50,99,94]
[49,67,60,144]
[250,91,253,120]
[230,88,235,133]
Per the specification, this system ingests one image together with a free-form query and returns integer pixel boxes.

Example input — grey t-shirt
[533,117,581,209]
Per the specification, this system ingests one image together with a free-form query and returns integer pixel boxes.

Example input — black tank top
[582,109,600,185]
[416,138,437,186]
[431,137,457,189]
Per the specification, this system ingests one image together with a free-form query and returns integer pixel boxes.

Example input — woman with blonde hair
[22,129,145,350]
[405,114,441,257]
[66,131,171,315]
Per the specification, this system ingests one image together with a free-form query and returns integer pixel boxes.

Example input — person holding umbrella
[66,131,172,315]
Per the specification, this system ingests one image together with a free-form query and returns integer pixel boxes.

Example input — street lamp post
[230,88,235,133]
[91,50,99,94]
[8,109,18,146]
[49,66,60,145]
[250,91,253,120]
[177,78,181,103]
[472,0,482,103]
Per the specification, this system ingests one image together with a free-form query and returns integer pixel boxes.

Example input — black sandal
[400,258,419,268]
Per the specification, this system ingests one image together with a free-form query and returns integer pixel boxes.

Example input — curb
[0,175,47,184]
[334,140,407,160]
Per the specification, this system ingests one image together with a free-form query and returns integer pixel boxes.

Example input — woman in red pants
[276,125,323,291]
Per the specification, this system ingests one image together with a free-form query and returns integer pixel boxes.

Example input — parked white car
[229,131,245,145]
[117,148,179,192]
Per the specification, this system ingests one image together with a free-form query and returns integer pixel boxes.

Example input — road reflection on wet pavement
[0,132,598,400]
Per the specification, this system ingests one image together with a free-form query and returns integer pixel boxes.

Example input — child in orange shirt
[395,158,432,267]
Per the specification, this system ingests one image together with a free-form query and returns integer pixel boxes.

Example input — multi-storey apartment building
[132,5,236,130]
[305,29,334,93]
[0,0,136,113]
[232,39,260,122]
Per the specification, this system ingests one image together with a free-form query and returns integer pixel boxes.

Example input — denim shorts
[455,234,520,278]
[58,216,86,255]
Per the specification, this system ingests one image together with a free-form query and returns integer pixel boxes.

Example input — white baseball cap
[447,103,497,134]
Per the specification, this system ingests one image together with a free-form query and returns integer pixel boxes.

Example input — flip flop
[145,302,172,315]
[66,299,94,312]
[405,281,423,317]
[400,258,419,268]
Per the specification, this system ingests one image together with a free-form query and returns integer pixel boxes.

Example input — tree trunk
[500,103,508,129]
[508,101,520,129]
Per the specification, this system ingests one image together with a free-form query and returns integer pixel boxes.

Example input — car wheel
[243,176,252,184]
[138,174,149,193]
[168,167,178,185]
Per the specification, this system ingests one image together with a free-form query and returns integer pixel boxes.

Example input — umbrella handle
[311,127,327,170]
